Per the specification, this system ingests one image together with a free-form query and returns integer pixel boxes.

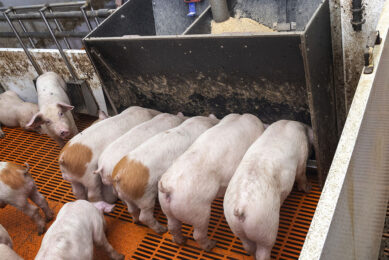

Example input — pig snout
[60,130,70,138]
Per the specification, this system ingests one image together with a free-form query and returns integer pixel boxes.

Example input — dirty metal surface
[0,115,321,259]
[0,48,107,114]
[85,34,310,125]
[301,0,337,186]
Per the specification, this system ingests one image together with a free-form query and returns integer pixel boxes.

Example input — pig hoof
[304,183,312,193]
[154,225,168,235]
[172,236,187,245]
[202,240,217,252]
[45,211,55,222]
[37,226,46,236]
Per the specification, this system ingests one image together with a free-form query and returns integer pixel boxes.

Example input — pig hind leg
[255,245,271,260]
[28,183,54,222]
[192,206,216,251]
[84,175,104,202]
[71,182,87,200]
[0,123,4,138]
[94,226,124,260]
[239,236,256,255]
[296,162,311,193]
[125,201,140,223]
[139,198,167,234]
[13,200,45,235]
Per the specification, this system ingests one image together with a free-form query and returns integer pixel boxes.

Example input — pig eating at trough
[112,115,218,234]
[26,72,78,147]
[59,106,160,204]
[0,162,54,235]
[158,113,265,251]
[223,120,313,260]
[0,90,47,138]
[35,200,124,260]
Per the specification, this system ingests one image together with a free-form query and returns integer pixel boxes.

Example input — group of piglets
[0,71,78,146]
[0,72,313,260]
[57,104,312,260]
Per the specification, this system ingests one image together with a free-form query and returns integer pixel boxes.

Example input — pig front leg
[84,175,104,202]
[102,184,117,204]
[28,184,54,222]
[13,200,46,235]
[71,182,87,200]
[94,227,124,260]
[0,123,4,138]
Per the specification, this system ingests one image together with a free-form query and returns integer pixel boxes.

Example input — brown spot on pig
[0,162,27,189]
[59,143,93,177]
[112,157,149,200]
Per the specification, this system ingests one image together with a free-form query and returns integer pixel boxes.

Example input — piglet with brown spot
[0,90,47,138]
[26,72,78,147]
[113,115,218,234]
[224,120,312,260]
[35,200,124,260]
[59,106,160,204]
[0,162,54,235]
[96,112,187,189]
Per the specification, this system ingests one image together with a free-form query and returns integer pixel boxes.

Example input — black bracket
[351,1,365,31]
[364,30,382,74]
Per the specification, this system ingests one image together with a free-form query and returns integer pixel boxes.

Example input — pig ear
[57,102,74,112]
[98,110,109,120]
[26,113,45,129]
[208,114,217,119]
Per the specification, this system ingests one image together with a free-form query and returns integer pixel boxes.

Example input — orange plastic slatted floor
[0,114,321,260]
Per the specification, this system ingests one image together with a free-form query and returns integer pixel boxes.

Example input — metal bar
[0,31,88,38]
[39,7,78,80]
[80,4,93,32]
[0,1,86,11]
[48,7,71,49]
[3,9,42,75]
[13,10,36,48]
[0,10,114,21]
[90,5,100,26]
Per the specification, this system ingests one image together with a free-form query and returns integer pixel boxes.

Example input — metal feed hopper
[83,0,337,186]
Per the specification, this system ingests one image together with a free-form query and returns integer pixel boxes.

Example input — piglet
[0,90,47,138]
[112,115,218,234]
[0,244,23,260]
[26,72,78,147]
[158,113,265,251]
[0,224,23,260]
[224,120,312,260]
[0,224,12,248]
[35,200,124,260]
[0,162,54,235]
[95,112,186,187]
[59,106,160,204]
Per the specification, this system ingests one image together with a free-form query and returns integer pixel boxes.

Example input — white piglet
[58,106,160,206]
[224,120,312,260]
[0,91,47,138]
[0,162,54,235]
[26,72,78,147]
[158,113,265,251]
[112,115,218,234]
[35,200,124,260]
[0,224,12,248]
[95,112,186,187]
[0,224,23,260]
